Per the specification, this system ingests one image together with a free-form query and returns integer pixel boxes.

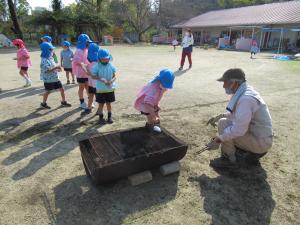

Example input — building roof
[173,1,300,28]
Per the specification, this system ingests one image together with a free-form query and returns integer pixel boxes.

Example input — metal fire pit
[79,126,188,184]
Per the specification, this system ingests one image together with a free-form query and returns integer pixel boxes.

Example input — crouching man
[206,68,273,169]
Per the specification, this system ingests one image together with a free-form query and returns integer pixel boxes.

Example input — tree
[52,0,62,11]
[0,0,7,21]
[7,0,23,38]
[119,0,155,41]
[75,0,110,40]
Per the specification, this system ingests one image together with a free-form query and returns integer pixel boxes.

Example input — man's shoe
[209,157,239,170]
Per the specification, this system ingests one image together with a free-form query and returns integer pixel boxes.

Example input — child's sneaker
[80,102,87,109]
[67,80,70,84]
[178,67,183,71]
[107,117,114,124]
[41,102,51,109]
[72,80,75,84]
[84,108,91,114]
[99,118,106,125]
[61,101,72,107]
[24,82,31,87]
[153,125,161,133]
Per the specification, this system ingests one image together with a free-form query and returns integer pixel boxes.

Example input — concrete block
[128,170,152,186]
[160,161,180,176]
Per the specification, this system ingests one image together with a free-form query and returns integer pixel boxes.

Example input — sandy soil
[0,45,299,225]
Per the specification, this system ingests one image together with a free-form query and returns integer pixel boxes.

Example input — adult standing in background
[179,29,194,70]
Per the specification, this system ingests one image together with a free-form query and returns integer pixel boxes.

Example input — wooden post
[259,28,263,49]
[277,28,283,54]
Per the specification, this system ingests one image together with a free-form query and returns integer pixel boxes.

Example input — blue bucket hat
[41,35,52,43]
[40,42,55,58]
[88,43,100,62]
[151,69,175,89]
[76,34,92,49]
[98,48,110,60]
[63,41,71,47]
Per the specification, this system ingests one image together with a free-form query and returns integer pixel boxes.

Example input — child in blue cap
[83,43,100,114]
[60,41,75,84]
[40,42,72,109]
[134,69,175,132]
[91,48,117,124]
[40,35,58,63]
[72,34,92,109]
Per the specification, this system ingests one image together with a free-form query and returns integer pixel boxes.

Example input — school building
[172,1,300,52]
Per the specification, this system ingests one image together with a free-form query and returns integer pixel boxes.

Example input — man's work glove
[206,114,226,127]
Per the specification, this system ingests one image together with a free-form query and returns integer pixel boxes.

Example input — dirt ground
[0,45,299,225]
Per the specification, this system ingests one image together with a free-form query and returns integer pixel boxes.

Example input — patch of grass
[282,60,300,72]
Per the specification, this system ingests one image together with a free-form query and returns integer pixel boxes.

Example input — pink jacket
[16,47,31,68]
[134,81,166,113]
[87,62,97,88]
[72,48,89,78]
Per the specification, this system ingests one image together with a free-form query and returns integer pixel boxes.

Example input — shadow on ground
[0,84,77,100]
[50,173,178,225]
[1,107,102,180]
[189,164,275,225]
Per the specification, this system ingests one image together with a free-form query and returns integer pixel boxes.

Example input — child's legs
[84,82,89,96]
[87,93,94,109]
[180,51,187,67]
[98,103,104,114]
[154,110,160,123]
[66,71,70,80]
[19,69,26,78]
[146,113,158,125]
[106,102,112,112]
[59,88,66,102]
[187,52,192,65]
[143,103,157,124]
[71,72,75,80]
[78,83,85,99]
[43,91,50,103]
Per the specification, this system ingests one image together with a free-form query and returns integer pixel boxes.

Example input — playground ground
[0,45,299,225]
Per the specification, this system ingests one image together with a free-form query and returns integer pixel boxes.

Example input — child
[60,41,75,84]
[91,48,117,124]
[40,42,72,109]
[134,69,175,132]
[40,35,58,64]
[83,43,99,114]
[172,38,178,51]
[250,39,259,59]
[12,39,32,87]
[72,34,91,109]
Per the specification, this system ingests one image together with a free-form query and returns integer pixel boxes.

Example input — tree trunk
[7,0,23,39]
[138,32,143,42]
